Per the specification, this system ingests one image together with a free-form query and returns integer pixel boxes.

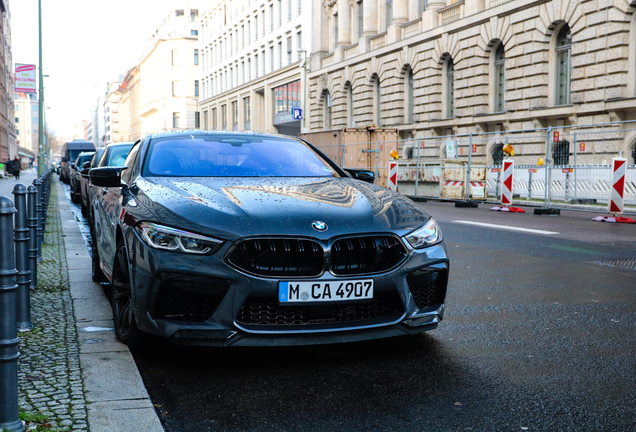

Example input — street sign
[528,168,537,173]
[562,168,573,173]
[553,131,560,142]
[292,107,302,120]
[15,64,36,93]
[579,142,586,152]
[472,144,477,153]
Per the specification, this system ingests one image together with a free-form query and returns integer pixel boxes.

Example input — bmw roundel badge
[312,221,328,232]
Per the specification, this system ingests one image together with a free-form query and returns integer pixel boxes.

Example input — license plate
[278,280,374,303]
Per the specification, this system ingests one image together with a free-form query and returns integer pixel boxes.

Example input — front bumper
[127,229,449,347]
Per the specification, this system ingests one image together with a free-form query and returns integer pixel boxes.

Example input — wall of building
[198,0,312,135]
[307,0,636,163]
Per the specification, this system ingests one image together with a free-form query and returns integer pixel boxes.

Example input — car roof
[77,151,95,156]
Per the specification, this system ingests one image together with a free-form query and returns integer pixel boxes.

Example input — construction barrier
[388,161,398,191]
[592,157,635,223]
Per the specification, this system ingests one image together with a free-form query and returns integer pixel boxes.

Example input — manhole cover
[586,258,636,271]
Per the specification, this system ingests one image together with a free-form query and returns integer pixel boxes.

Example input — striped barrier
[388,161,398,191]
[593,157,635,224]
[491,159,525,213]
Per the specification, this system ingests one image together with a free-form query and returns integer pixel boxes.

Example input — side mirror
[89,167,128,188]
[344,168,375,184]
[82,161,91,169]
[61,157,68,163]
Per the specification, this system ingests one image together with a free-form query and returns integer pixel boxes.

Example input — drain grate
[586,258,636,271]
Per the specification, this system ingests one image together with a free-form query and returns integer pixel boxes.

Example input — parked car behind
[90,131,449,348]
[70,152,95,203]
[82,142,133,221]
[59,140,95,184]
[79,147,105,217]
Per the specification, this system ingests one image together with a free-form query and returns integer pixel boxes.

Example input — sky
[11,0,182,138]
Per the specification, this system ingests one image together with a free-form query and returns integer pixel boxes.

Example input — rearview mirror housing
[89,167,128,188]
[344,168,375,184]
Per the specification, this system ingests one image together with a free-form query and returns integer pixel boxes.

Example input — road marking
[452,220,559,235]
[545,245,599,255]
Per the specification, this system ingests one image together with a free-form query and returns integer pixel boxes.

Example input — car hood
[130,176,430,240]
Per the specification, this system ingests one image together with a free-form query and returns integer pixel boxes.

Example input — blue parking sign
[292,107,302,120]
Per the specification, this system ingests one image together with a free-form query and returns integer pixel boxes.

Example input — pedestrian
[8,157,21,180]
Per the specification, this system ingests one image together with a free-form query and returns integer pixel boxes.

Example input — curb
[55,179,164,432]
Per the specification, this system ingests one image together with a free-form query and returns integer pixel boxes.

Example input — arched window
[373,75,381,126]
[491,143,504,166]
[552,140,570,165]
[445,57,455,118]
[324,91,332,130]
[405,67,414,123]
[494,44,505,113]
[555,25,572,106]
[631,142,636,164]
[346,82,354,127]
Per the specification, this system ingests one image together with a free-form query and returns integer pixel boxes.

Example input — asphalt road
[64,185,636,431]
[123,201,636,432]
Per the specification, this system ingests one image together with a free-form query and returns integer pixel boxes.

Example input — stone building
[14,92,38,154]
[104,78,122,144]
[116,66,141,142]
[198,0,313,135]
[0,0,16,161]
[308,0,636,164]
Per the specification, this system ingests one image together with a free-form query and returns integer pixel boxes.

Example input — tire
[91,224,108,283]
[111,242,143,347]
[71,184,80,203]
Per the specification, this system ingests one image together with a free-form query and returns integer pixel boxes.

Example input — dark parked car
[80,143,133,219]
[78,147,105,216]
[70,152,95,204]
[59,139,95,184]
[90,131,449,347]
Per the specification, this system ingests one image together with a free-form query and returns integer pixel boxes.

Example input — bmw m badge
[312,221,328,232]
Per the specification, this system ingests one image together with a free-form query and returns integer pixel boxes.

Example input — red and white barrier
[609,157,626,214]
[491,159,525,213]
[388,161,398,191]
[593,157,635,224]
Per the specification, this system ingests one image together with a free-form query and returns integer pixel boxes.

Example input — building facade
[116,66,142,142]
[104,78,122,145]
[137,5,201,134]
[307,0,636,163]
[1,0,16,161]
[91,95,105,148]
[14,91,38,153]
[198,0,313,136]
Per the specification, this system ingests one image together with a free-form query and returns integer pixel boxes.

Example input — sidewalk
[16,175,163,432]
[0,169,38,198]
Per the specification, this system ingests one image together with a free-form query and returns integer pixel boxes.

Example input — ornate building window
[373,75,381,126]
[555,24,572,106]
[494,44,505,113]
[445,57,455,118]
[405,67,414,123]
[346,82,354,127]
[324,91,332,130]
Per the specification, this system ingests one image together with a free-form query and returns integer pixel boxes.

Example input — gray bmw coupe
[89,130,449,347]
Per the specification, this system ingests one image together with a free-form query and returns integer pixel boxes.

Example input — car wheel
[91,231,108,283]
[71,184,79,203]
[81,201,87,217]
[111,242,143,347]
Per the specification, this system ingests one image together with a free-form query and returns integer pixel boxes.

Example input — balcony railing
[439,0,464,25]
[489,0,513,6]
[400,18,421,39]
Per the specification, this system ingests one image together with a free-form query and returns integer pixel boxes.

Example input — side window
[121,143,141,183]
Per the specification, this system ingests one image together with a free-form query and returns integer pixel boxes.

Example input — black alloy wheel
[111,242,142,346]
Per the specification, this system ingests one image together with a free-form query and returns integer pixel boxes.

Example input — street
[113,202,636,431]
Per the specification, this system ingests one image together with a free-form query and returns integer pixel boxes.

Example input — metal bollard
[27,186,38,290]
[13,185,33,332]
[34,179,43,261]
[0,196,24,432]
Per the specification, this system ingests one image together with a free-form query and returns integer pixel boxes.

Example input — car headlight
[135,222,223,255]
[404,219,443,249]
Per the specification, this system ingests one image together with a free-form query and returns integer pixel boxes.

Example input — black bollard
[12,185,33,332]
[27,186,38,290]
[0,197,24,432]
[34,179,43,261]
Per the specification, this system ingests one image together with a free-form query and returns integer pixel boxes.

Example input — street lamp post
[37,0,45,175]
[297,49,308,133]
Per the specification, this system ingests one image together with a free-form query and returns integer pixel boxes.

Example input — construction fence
[303,121,636,212]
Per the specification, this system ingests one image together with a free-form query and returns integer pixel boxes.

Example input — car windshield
[106,144,133,166]
[68,150,84,162]
[143,135,340,178]
[75,154,94,166]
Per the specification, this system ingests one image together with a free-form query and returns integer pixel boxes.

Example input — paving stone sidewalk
[17,176,88,431]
